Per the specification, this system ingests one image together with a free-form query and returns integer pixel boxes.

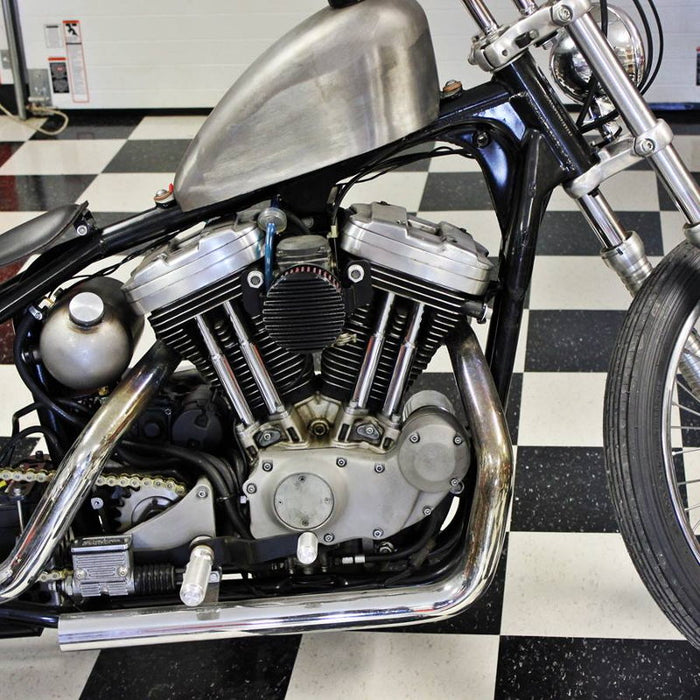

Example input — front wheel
[605,240,700,648]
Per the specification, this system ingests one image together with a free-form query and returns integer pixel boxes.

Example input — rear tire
[605,241,700,648]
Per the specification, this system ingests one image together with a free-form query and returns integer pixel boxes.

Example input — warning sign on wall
[62,20,89,103]
[49,58,69,94]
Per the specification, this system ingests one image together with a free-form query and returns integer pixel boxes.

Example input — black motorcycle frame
[0,53,595,411]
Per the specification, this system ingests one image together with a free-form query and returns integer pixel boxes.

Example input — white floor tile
[501,531,685,640]
[672,135,700,171]
[0,211,45,235]
[518,372,606,447]
[128,115,207,140]
[599,170,660,212]
[78,173,174,212]
[660,210,690,254]
[285,631,499,700]
[0,140,124,175]
[0,116,47,142]
[545,185,579,211]
[342,172,429,214]
[0,629,98,699]
[529,255,635,310]
[427,153,482,172]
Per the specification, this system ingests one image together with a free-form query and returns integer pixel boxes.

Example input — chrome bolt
[74,568,86,580]
[336,457,347,468]
[323,533,335,543]
[450,478,465,494]
[372,528,384,539]
[637,138,655,155]
[247,270,264,289]
[453,435,463,446]
[246,483,257,495]
[262,461,273,472]
[409,433,420,444]
[117,566,129,578]
[422,506,432,517]
[555,5,573,22]
[90,497,104,510]
[76,224,89,236]
[374,463,385,474]
[475,131,490,148]
[155,188,169,198]
[347,264,365,282]
[196,487,209,499]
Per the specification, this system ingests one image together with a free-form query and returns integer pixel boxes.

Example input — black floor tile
[537,210,663,256]
[104,139,190,173]
[0,175,95,211]
[658,171,700,211]
[395,535,509,635]
[81,636,302,700]
[31,111,142,141]
[495,637,700,700]
[419,172,492,210]
[525,310,626,372]
[511,446,618,532]
[0,142,21,168]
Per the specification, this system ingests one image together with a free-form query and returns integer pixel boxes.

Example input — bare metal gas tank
[174,0,439,212]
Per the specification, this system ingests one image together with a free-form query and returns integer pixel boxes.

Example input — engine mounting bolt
[74,568,86,580]
[246,483,257,495]
[372,528,384,539]
[453,435,463,445]
[347,264,365,282]
[262,461,273,472]
[409,433,420,444]
[247,270,264,289]
[196,487,209,499]
[423,506,432,517]
[117,566,129,578]
[336,457,347,468]
[450,478,465,494]
[374,463,385,474]
[323,533,335,543]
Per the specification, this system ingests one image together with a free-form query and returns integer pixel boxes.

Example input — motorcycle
[0,0,698,651]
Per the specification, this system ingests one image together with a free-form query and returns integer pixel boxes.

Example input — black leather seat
[0,202,90,267]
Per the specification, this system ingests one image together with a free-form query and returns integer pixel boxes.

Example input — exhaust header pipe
[58,323,513,650]
[0,343,178,603]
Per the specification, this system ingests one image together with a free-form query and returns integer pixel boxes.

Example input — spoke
[672,447,700,455]
[678,478,700,486]
[671,425,700,430]
[672,401,700,419]
[677,378,700,404]
[684,502,700,513]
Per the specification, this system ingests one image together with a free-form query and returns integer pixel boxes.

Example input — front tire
[605,240,700,648]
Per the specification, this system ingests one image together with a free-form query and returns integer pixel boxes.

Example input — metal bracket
[565,120,673,199]
[470,0,592,72]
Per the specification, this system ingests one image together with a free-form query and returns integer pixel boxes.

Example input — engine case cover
[341,203,494,296]
[243,405,468,543]
[174,0,439,211]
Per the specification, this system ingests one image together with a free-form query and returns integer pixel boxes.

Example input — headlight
[550,4,646,103]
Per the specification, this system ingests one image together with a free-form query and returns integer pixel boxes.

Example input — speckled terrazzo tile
[80,636,302,700]
[495,636,700,700]
[511,447,617,532]
[104,139,191,173]
[286,631,499,700]
[0,175,96,211]
[525,310,626,372]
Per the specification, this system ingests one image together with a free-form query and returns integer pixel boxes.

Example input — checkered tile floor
[0,111,699,699]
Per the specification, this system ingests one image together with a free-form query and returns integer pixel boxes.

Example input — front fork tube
[567,12,700,245]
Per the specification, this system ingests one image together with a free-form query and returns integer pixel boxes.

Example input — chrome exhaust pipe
[58,323,513,650]
[0,343,179,603]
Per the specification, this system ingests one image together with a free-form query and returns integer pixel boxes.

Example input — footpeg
[179,544,214,607]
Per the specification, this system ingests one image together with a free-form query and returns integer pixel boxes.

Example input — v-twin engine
[123,202,493,544]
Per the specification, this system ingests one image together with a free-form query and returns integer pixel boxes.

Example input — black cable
[13,313,86,428]
[0,425,62,466]
[640,0,664,94]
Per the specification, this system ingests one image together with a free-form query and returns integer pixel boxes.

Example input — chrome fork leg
[567,12,700,244]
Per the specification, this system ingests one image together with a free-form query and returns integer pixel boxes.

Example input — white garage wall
[10,0,700,109]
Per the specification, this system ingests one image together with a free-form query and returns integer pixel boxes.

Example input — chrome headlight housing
[550,4,646,102]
